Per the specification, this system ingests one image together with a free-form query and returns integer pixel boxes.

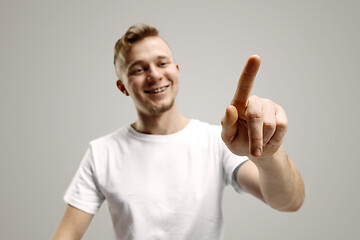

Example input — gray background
[1,0,359,239]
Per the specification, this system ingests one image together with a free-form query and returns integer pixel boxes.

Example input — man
[52,23,304,240]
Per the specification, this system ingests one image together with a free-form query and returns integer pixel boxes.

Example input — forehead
[125,36,173,66]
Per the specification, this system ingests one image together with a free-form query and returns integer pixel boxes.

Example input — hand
[221,55,288,159]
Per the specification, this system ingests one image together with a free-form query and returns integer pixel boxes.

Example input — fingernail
[252,148,261,157]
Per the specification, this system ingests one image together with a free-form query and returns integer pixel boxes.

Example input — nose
[146,64,162,83]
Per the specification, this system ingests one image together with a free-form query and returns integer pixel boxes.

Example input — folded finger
[262,99,277,146]
[267,105,288,146]
[245,97,263,157]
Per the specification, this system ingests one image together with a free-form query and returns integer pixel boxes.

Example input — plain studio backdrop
[1,0,359,239]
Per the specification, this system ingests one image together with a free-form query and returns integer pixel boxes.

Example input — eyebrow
[127,60,145,71]
[157,55,171,61]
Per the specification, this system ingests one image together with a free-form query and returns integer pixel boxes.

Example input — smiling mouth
[144,85,170,94]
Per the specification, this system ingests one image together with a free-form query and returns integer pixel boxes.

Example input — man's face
[118,36,180,116]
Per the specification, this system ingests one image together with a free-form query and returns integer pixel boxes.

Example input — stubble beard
[146,98,176,116]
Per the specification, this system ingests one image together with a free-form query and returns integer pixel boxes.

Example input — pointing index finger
[231,55,261,111]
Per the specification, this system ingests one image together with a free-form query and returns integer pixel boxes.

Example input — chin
[147,99,175,115]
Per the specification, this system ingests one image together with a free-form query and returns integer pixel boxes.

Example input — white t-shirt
[64,119,248,240]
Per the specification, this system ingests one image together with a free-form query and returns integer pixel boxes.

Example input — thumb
[221,105,238,143]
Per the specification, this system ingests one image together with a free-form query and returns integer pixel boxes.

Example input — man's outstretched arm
[221,55,305,211]
[52,204,94,240]
[235,148,305,211]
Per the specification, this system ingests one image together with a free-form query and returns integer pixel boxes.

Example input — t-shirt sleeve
[219,130,249,193]
[64,147,105,214]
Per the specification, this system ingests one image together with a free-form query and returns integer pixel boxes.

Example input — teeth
[149,86,167,93]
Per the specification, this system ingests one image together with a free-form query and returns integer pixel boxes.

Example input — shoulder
[90,125,128,145]
[87,125,131,157]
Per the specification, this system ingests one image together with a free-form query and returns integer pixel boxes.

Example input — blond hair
[114,23,159,79]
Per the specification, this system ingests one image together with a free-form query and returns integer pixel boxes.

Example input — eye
[130,66,144,75]
[135,67,144,73]
[159,61,169,67]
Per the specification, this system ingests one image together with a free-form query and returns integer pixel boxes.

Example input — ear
[116,80,129,96]
[176,64,180,77]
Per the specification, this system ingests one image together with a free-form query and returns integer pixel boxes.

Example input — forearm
[52,205,93,240]
[251,147,305,211]
[52,228,82,240]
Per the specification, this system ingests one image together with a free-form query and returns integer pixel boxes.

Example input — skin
[52,205,93,240]
[221,55,305,211]
[116,36,189,135]
[52,37,304,240]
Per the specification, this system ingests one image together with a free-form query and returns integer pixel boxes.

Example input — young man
[52,23,304,240]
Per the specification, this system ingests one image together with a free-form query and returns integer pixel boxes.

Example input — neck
[132,104,189,135]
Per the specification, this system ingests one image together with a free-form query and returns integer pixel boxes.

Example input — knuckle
[251,136,263,143]
[264,98,274,104]
[268,139,281,146]
[239,83,252,92]
[248,95,258,102]
[247,112,262,120]
[263,119,276,129]
[277,120,288,131]
[245,108,262,120]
